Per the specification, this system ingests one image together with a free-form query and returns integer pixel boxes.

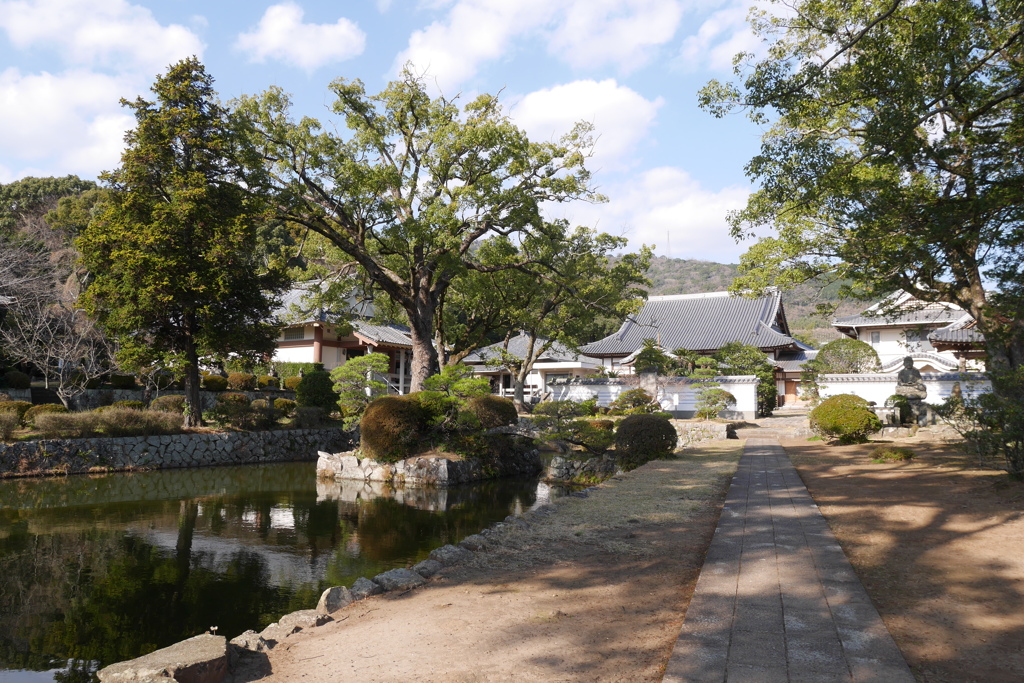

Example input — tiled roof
[879,353,959,372]
[928,327,986,346]
[465,333,601,367]
[580,291,796,357]
[274,286,374,323]
[352,321,412,348]
[774,349,818,373]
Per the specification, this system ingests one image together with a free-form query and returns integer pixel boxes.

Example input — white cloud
[549,0,683,71]
[0,67,133,178]
[235,3,366,71]
[0,0,204,74]
[677,4,761,72]
[511,80,662,170]
[395,0,684,91]
[551,167,753,262]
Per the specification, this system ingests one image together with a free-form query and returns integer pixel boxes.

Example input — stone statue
[895,356,927,399]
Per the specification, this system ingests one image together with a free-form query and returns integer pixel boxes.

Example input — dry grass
[469,440,744,567]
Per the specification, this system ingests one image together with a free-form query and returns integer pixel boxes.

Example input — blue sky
[0,0,770,262]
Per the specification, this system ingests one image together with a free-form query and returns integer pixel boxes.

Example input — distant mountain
[641,256,863,345]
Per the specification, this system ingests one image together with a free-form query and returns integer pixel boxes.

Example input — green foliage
[258,375,279,389]
[532,400,614,455]
[0,400,33,424]
[614,414,677,469]
[291,406,325,429]
[237,69,603,390]
[227,373,257,391]
[202,375,228,392]
[108,374,137,390]
[283,376,303,391]
[695,388,737,420]
[330,353,389,429]
[295,370,339,414]
[809,394,880,443]
[813,339,880,374]
[3,370,31,389]
[77,58,287,427]
[35,409,182,439]
[464,395,518,430]
[714,341,777,415]
[273,398,296,416]
[634,339,670,374]
[608,388,659,415]
[884,394,912,425]
[150,394,186,414]
[216,392,251,406]
[871,446,915,462]
[0,175,96,234]
[938,370,1024,479]
[273,362,323,379]
[417,365,490,435]
[703,0,1024,408]
[23,403,67,426]
[360,396,426,463]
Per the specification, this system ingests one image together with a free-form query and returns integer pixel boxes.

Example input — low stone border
[0,427,353,478]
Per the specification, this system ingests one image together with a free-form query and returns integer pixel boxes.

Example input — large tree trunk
[182,333,204,428]
[406,302,439,393]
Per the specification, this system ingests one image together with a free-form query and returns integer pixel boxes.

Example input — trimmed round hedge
[150,394,187,413]
[360,395,426,463]
[202,375,228,391]
[273,398,296,416]
[227,372,257,391]
[614,413,677,470]
[296,371,338,413]
[809,394,881,443]
[0,400,34,424]
[465,395,518,430]
[23,403,67,426]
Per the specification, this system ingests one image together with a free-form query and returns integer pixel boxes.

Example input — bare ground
[784,436,1024,683]
[238,441,744,683]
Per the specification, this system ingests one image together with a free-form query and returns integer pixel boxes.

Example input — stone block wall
[0,427,352,478]
[0,388,31,402]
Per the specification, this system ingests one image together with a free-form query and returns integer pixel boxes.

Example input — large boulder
[97,633,227,683]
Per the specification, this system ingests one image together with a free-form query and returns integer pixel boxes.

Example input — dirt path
[238,441,743,683]
[784,437,1024,683]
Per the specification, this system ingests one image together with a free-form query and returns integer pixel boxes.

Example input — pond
[0,462,561,683]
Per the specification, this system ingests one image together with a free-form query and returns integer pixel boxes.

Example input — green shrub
[614,414,677,469]
[150,394,187,414]
[884,394,912,424]
[587,419,615,432]
[274,362,323,380]
[465,395,518,430]
[23,403,68,427]
[871,445,915,462]
[695,387,737,420]
[577,397,599,416]
[0,412,19,441]
[258,375,279,390]
[283,376,303,391]
[609,388,659,415]
[251,398,269,410]
[112,400,146,410]
[35,412,100,439]
[653,411,674,420]
[292,406,325,429]
[296,371,339,413]
[360,395,426,463]
[203,375,228,391]
[227,372,257,391]
[216,391,251,406]
[108,374,137,389]
[331,353,390,429]
[274,398,297,417]
[3,370,31,390]
[809,394,881,443]
[0,401,34,425]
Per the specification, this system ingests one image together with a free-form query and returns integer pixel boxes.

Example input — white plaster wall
[273,346,314,364]
[819,373,991,405]
[551,376,760,418]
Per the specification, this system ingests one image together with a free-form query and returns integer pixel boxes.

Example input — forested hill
[642,256,861,338]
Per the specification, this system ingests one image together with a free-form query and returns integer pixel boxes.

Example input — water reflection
[0,462,554,683]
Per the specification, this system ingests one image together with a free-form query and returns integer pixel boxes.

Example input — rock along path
[665,438,915,683]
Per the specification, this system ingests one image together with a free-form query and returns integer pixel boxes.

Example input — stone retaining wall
[0,427,352,478]
[317,443,542,488]
[0,388,31,402]
[672,420,737,447]
[545,453,619,484]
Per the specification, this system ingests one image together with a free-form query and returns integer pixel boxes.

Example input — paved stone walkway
[664,438,915,682]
